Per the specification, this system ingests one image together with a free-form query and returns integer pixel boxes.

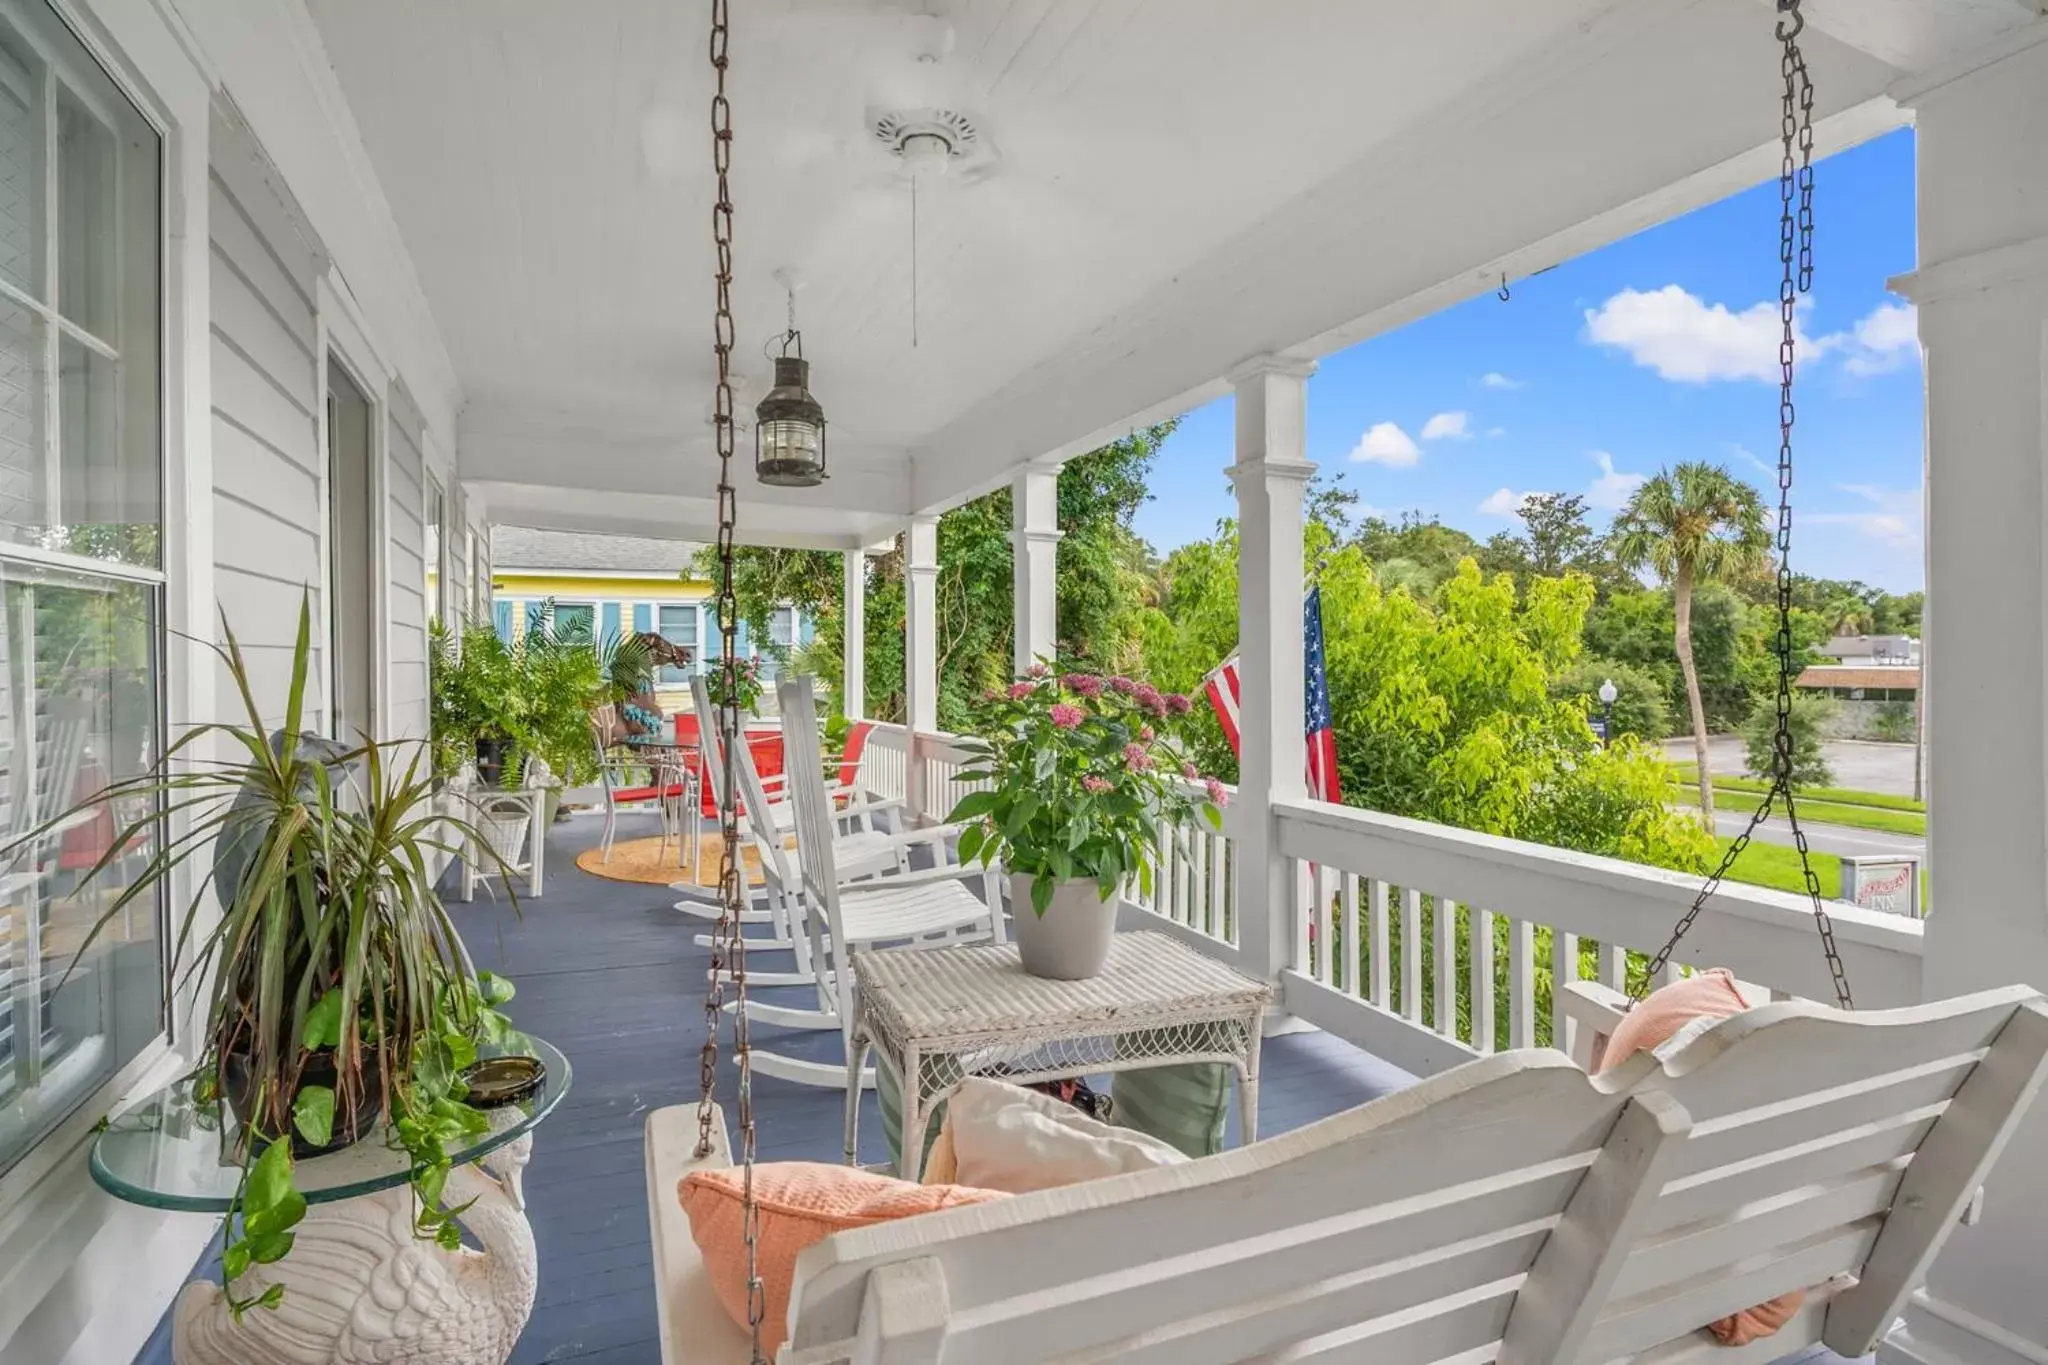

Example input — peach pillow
[680,1161,1008,1355]
[1596,969,1799,1347]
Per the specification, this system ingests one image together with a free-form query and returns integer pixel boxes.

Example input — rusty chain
[696,0,765,1357]
[1634,0,1852,1012]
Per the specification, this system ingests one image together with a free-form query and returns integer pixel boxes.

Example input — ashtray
[461,1055,546,1108]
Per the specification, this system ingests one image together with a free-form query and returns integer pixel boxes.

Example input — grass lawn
[1668,763,1925,814]
[1714,838,1841,897]
[1672,786,1926,837]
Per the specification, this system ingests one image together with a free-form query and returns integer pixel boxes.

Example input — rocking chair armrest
[1559,979,1630,1072]
[863,820,968,854]
[838,858,998,897]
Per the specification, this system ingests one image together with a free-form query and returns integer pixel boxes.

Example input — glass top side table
[93,1037,570,1365]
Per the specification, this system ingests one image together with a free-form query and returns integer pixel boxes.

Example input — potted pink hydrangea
[949,664,1225,978]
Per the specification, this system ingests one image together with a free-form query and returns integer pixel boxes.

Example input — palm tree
[1610,462,1770,819]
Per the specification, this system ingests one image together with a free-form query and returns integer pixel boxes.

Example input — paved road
[1660,736,1922,799]
[1709,807,1923,858]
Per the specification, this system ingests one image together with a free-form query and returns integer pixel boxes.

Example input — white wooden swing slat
[646,985,2047,1365]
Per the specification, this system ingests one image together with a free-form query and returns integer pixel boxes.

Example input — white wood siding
[208,139,322,732]
[385,384,428,739]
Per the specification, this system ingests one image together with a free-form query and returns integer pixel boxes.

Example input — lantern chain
[1633,0,1851,1012]
[698,0,765,1359]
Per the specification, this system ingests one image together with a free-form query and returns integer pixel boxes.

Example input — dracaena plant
[18,596,521,1317]
[947,663,1225,915]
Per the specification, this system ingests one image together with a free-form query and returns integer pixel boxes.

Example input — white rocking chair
[696,677,977,1088]
[648,982,2048,1365]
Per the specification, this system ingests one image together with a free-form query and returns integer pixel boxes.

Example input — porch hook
[1496,273,1511,303]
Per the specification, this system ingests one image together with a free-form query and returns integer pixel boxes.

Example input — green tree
[1517,492,1597,576]
[1743,692,1837,787]
[1610,462,1770,820]
[1551,657,1670,743]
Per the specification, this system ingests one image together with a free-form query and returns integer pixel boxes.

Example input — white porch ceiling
[303,0,2029,547]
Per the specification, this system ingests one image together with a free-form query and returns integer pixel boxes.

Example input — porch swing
[643,3,2048,1363]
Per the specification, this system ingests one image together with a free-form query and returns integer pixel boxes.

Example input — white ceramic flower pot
[1010,874,1118,980]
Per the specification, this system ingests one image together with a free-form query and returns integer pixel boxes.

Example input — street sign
[1588,716,1609,744]
[1840,855,1922,918]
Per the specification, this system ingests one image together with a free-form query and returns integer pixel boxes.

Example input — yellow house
[489,527,812,712]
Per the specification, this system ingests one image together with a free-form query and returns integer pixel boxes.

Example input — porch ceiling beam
[464,480,877,551]
[903,0,1907,517]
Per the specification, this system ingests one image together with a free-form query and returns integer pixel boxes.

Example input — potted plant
[948,664,1225,979]
[703,653,765,715]
[19,598,526,1317]
[429,617,525,787]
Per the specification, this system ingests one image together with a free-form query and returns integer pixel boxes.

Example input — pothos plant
[947,663,1226,915]
[24,597,525,1318]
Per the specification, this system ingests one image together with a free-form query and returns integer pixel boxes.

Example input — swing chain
[1633,0,1852,1012]
[698,0,766,1357]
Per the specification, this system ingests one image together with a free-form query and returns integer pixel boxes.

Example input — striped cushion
[875,1060,949,1174]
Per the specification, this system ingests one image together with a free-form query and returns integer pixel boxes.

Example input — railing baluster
[1508,917,1536,1049]
[1314,865,1337,988]
[1210,831,1227,939]
[1343,873,1361,998]
[1400,886,1422,1023]
[1552,930,1579,1056]
[1434,896,1456,1038]
[1468,904,1494,1053]
[1179,826,1196,929]
[1291,858,1312,972]
[1600,939,1626,991]
[1189,824,1208,932]
[1657,959,1683,990]
[1369,879,1390,1010]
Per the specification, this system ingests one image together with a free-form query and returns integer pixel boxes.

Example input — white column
[841,548,866,720]
[1228,357,1316,991]
[1012,465,1063,677]
[1882,36,2048,1365]
[904,517,939,734]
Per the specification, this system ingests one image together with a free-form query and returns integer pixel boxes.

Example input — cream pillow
[926,1076,1188,1193]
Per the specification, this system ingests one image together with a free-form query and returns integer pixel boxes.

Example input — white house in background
[1818,633,1923,666]
[0,2,2042,1364]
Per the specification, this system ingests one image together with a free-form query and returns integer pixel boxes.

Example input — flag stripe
[1200,587,1343,804]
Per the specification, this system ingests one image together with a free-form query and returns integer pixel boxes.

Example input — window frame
[0,0,185,1213]
[315,275,392,743]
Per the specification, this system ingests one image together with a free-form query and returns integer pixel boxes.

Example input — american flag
[1202,586,1343,803]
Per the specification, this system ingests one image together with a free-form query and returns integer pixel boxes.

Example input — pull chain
[1633,0,1851,1012]
[699,0,764,1358]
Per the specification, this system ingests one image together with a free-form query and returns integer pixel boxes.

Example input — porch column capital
[1227,352,1318,385]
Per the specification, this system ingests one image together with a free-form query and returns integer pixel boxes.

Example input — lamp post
[1597,677,1618,748]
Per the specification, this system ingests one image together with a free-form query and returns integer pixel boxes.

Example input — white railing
[858,721,1237,950]
[1272,797,1927,1078]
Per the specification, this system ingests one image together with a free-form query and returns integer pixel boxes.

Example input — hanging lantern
[755,334,827,488]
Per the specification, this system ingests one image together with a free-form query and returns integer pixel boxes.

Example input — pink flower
[1181,761,1199,780]
[1008,681,1035,700]
[1082,774,1111,794]
[1165,693,1193,715]
[1108,675,1136,694]
[1122,742,1154,771]
[1140,725,1155,742]
[1026,663,1051,678]
[1049,703,1085,729]
[1204,778,1228,806]
[1067,674,1105,697]
[1134,683,1163,712]
[981,688,1000,702]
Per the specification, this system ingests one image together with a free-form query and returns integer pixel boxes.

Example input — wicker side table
[845,930,1273,1178]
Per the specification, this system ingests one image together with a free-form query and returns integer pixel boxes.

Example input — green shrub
[1870,699,1916,743]
[1743,692,1836,787]
[1551,657,1671,743]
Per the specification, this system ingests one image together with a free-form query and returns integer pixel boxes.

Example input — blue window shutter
[800,613,816,647]
[703,608,722,664]
[601,601,622,641]
[494,600,513,642]
[633,603,652,633]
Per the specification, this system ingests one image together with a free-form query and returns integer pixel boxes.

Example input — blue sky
[1133,127,1925,592]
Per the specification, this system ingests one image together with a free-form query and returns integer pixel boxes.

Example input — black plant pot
[222,1046,385,1159]
[475,736,510,789]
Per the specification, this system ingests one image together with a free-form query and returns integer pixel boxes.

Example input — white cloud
[1421,411,1472,441]
[1479,372,1523,390]
[1584,284,1833,384]
[1478,487,1537,518]
[1348,421,1422,467]
[1486,427,1507,438]
[1841,301,1919,376]
[1586,450,1647,509]
[1809,484,1923,549]
[1727,443,1775,477]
